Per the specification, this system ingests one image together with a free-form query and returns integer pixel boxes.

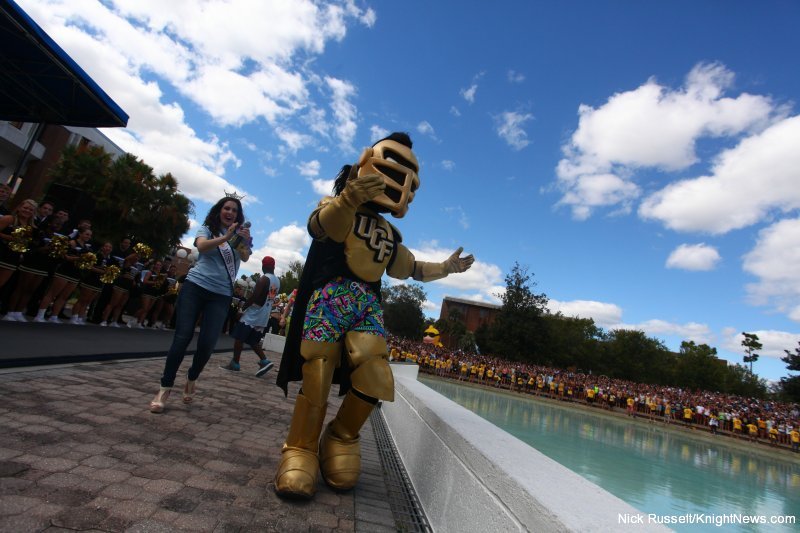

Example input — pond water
[421,377,799,532]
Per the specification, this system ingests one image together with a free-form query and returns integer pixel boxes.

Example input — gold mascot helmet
[356,136,420,218]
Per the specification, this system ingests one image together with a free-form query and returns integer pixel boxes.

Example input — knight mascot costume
[275,132,474,499]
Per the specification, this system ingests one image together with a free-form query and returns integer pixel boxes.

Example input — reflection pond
[421,377,799,532]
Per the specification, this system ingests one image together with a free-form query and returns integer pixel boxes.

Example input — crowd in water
[386,335,800,452]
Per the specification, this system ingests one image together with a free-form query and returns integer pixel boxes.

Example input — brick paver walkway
[0,353,396,532]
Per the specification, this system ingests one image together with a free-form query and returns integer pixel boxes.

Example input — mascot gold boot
[275,132,474,499]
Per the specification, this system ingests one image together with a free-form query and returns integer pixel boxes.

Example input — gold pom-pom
[152,273,166,289]
[100,265,121,284]
[49,235,69,258]
[77,252,97,270]
[133,242,152,259]
[9,225,33,253]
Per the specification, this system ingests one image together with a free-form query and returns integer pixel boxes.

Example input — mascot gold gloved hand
[275,132,475,499]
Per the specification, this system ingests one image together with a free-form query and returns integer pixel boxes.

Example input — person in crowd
[147,263,174,328]
[68,219,91,240]
[2,216,64,321]
[224,284,245,334]
[278,288,297,336]
[32,199,54,227]
[0,183,12,216]
[149,263,178,329]
[129,259,165,328]
[0,199,37,291]
[221,256,280,377]
[149,195,250,413]
[99,245,139,327]
[33,226,93,323]
[52,208,70,228]
[70,241,114,325]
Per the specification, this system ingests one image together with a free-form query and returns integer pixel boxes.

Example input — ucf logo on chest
[353,213,394,263]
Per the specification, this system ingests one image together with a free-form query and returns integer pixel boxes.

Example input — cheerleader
[70,241,114,325]
[0,199,37,292]
[99,248,140,327]
[33,227,93,323]
[130,259,165,328]
[150,263,177,329]
[2,217,65,321]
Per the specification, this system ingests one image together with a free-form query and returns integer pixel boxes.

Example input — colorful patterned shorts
[302,277,384,343]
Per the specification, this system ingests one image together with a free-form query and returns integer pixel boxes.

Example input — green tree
[778,341,800,402]
[720,364,767,398]
[541,314,604,371]
[279,260,304,295]
[48,145,192,256]
[741,332,762,374]
[600,329,674,384]
[674,341,724,391]
[435,307,468,349]
[486,262,549,362]
[381,283,426,340]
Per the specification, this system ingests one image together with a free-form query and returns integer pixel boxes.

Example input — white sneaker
[33,315,47,323]
[70,316,80,325]
[99,321,108,327]
[110,322,121,328]
[47,316,61,324]
[1,313,17,322]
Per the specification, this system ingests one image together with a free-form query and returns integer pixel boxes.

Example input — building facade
[1,120,124,215]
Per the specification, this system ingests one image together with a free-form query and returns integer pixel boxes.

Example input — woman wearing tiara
[149,195,251,413]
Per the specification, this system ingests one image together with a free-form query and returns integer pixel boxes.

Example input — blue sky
[18,0,800,381]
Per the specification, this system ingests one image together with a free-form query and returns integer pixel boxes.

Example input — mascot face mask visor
[357,139,420,218]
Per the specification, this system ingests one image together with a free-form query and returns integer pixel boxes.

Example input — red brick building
[439,296,500,332]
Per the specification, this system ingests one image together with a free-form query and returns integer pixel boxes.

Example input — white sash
[218,239,236,288]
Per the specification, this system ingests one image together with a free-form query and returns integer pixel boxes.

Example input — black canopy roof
[0,0,128,127]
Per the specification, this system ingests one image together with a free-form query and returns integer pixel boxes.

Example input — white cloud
[19,0,371,203]
[449,106,461,117]
[443,206,469,230]
[666,243,721,271]
[721,329,800,360]
[555,172,639,220]
[297,160,321,177]
[326,77,358,151]
[742,218,800,321]
[370,125,390,143]
[311,179,335,196]
[442,160,455,171]
[507,70,525,83]
[245,223,310,277]
[275,127,314,154]
[548,299,623,328]
[417,121,437,140]
[406,242,503,301]
[495,111,533,150]
[614,319,714,346]
[461,84,478,104]
[639,115,800,234]
[555,62,781,220]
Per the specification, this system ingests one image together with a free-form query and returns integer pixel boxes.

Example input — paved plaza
[0,348,398,532]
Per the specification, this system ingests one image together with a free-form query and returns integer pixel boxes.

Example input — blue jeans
[160,280,231,387]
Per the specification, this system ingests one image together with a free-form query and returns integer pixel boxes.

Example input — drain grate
[371,406,433,533]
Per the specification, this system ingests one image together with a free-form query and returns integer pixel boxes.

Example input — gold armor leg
[319,332,392,491]
[274,340,341,499]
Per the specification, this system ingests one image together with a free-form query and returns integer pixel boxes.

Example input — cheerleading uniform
[54,241,93,284]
